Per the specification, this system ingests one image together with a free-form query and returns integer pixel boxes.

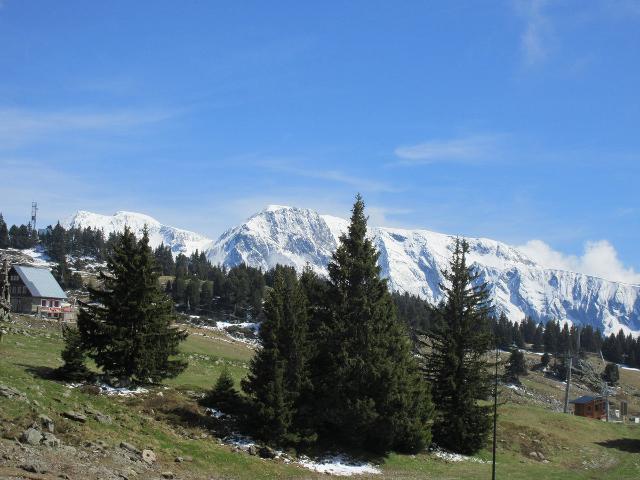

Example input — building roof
[570,395,604,405]
[12,265,67,299]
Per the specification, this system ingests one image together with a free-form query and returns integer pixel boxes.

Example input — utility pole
[563,354,573,413]
[563,325,580,414]
[604,381,610,422]
[492,340,499,480]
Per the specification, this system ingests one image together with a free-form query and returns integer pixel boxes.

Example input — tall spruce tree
[242,265,311,444]
[0,214,9,249]
[504,348,527,384]
[76,226,187,384]
[58,325,90,380]
[419,238,493,454]
[314,194,432,454]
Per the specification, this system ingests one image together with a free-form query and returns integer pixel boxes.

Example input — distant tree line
[0,213,38,250]
[492,313,640,368]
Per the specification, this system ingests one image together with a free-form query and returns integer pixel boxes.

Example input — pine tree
[314,194,432,453]
[76,226,187,384]
[0,214,9,249]
[47,222,67,262]
[204,367,241,414]
[242,265,310,444]
[504,349,527,384]
[541,352,551,368]
[602,363,619,386]
[58,325,90,380]
[532,323,544,352]
[420,238,493,455]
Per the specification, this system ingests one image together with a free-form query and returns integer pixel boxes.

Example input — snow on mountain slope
[206,205,640,336]
[207,206,340,275]
[64,210,213,256]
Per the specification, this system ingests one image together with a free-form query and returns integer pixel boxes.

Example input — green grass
[1,317,640,479]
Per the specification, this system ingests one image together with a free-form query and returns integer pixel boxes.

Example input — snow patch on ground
[298,455,381,476]
[505,383,524,392]
[221,434,380,476]
[205,407,225,419]
[98,384,149,396]
[65,382,149,397]
[20,247,54,267]
[194,322,260,347]
[619,364,640,372]
[430,446,488,464]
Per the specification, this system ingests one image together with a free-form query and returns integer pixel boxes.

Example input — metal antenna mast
[30,202,38,231]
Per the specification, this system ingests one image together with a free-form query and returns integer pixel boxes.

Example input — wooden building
[570,395,606,419]
[8,265,74,320]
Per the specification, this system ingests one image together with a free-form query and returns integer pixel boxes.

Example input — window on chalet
[41,300,47,307]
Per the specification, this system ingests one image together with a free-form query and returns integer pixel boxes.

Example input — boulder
[247,445,258,456]
[38,414,55,433]
[42,432,61,448]
[95,413,113,425]
[141,449,156,465]
[258,445,277,459]
[21,461,48,474]
[161,472,175,479]
[63,410,88,423]
[0,383,27,401]
[120,442,141,455]
[20,427,43,446]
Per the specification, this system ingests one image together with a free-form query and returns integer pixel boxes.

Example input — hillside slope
[1,314,640,479]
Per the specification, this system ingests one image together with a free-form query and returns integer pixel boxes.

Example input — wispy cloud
[0,107,176,147]
[392,134,502,166]
[514,0,552,67]
[257,159,399,193]
[519,239,640,284]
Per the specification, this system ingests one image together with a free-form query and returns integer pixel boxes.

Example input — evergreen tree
[543,320,559,354]
[558,323,571,354]
[242,265,311,444]
[200,281,213,313]
[0,214,9,249]
[47,222,66,262]
[504,348,527,384]
[541,352,551,368]
[602,363,619,386]
[76,226,187,384]
[420,237,493,455]
[58,325,90,380]
[532,323,544,352]
[314,195,432,453]
[204,367,241,414]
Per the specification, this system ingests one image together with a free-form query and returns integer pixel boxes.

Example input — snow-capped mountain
[64,206,640,336]
[206,205,640,336]
[64,210,213,256]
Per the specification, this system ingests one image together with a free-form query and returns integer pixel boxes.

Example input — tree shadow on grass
[18,364,59,380]
[18,363,96,384]
[595,438,640,453]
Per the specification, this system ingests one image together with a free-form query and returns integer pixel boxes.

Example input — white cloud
[257,159,399,193]
[0,107,175,147]
[519,239,640,284]
[393,135,500,165]
[514,0,552,66]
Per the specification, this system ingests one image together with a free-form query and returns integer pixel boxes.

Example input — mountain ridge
[65,206,640,336]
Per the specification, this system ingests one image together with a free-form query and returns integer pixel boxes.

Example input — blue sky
[0,1,639,283]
